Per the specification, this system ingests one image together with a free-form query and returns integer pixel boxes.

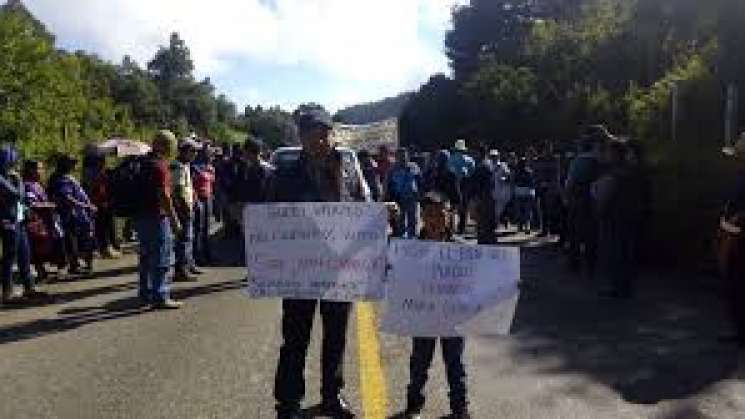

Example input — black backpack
[111,156,150,217]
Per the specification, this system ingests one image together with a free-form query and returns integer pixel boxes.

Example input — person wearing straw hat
[448,139,476,235]
[719,133,745,346]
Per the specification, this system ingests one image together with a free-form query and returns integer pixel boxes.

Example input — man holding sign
[266,104,367,419]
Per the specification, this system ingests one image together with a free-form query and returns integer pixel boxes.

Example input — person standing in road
[532,148,561,237]
[399,191,471,419]
[513,157,537,233]
[232,137,273,266]
[358,149,382,202]
[234,137,273,227]
[48,155,97,276]
[448,139,476,235]
[23,160,65,282]
[0,145,49,304]
[135,130,183,309]
[489,150,512,229]
[719,134,745,346]
[471,146,497,244]
[565,126,607,277]
[171,140,200,282]
[375,145,394,197]
[424,151,458,201]
[268,104,365,419]
[592,140,643,299]
[387,147,422,239]
[192,144,216,266]
[85,155,121,259]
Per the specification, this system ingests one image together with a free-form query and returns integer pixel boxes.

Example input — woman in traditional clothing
[48,155,97,275]
[23,160,66,281]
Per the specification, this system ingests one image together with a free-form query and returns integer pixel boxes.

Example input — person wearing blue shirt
[448,139,476,234]
[386,148,422,238]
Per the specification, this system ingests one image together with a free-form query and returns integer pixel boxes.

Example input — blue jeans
[175,214,194,272]
[397,199,418,239]
[134,216,174,302]
[1,222,33,295]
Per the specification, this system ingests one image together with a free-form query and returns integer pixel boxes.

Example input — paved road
[2,233,745,418]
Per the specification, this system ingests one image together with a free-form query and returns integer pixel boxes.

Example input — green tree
[399,74,468,150]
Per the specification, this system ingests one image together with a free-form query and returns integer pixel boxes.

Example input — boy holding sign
[401,191,471,419]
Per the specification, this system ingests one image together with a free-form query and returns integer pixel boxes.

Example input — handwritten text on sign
[381,240,520,337]
[243,203,388,301]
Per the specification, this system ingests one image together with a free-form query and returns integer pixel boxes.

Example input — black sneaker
[276,406,303,419]
[320,395,355,418]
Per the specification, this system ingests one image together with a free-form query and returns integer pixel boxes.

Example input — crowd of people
[0,133,221,306]
[7,102,745,418]
[356,125,651,300]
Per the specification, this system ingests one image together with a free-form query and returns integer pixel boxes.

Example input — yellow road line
[356,302,389,419]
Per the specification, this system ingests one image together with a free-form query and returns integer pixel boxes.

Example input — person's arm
[0,173,21,198]
[60,185,96,212]
[155,162,181,234]
[158,187,180,233]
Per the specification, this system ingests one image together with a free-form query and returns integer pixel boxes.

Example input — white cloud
[22,0,465,108]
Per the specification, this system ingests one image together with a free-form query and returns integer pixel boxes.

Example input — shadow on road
[0,279,242,346]
[494,244,738,405]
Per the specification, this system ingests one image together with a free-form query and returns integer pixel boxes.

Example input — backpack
[110,156,150,217]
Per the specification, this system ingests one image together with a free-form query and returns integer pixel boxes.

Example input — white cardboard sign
[381,239,520,337]
[243,203,388,301]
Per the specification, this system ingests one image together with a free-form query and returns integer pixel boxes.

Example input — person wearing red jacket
[191,145,216,266]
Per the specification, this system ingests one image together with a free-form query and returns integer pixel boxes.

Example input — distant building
[331,118,398,153]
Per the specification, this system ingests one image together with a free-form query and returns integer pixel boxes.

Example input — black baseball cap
[293,104,333,130]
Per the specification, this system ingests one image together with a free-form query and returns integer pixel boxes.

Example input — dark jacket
[0,170,24,224]
[470,159,495,202]
[267,150,365,203]
[361,160,382,202]
[724,168,745,222]
[234,160,273,203]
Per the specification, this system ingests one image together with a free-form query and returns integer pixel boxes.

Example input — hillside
[334,92,413,125]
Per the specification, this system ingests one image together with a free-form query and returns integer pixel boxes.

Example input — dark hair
[55,155,77,174]
[244,137,261,155]
[22,160,40,179]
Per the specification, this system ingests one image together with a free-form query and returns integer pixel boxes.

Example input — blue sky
[22,0,466,112]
